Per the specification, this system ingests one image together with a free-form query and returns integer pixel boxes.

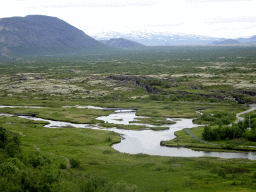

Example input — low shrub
[59,162,67,169]
[70,158,81,168]
[0,161,19,176]
[105,136,112,142]
[29,152,51,168]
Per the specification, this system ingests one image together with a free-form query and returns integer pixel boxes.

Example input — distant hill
[93,31,226,46]
[94,31,256,46]
[237,35,256,44]
[0,15,112,59]
[100,38,145,49]
[211,39,241,45]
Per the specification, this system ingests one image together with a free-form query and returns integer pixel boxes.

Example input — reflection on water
[104,117,256,160]
[1,106,256,160]
[97,112,143,125]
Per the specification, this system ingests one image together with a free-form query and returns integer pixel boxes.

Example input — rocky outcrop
[241,90,256,96]
[107,75,142,85]
[107,75,255,104]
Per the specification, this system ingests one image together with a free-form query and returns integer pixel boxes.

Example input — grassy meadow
[1,46,256,191]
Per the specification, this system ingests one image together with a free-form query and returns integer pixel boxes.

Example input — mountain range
[93,31,256,46]
[92,31,225,46]
[212,36,256,45]
[1,15,256,60]
[100,38,145,49]
[212,39,241,45]
[0,15,112,59]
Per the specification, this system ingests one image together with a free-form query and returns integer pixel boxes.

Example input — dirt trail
[9,130,26,137]
[33,145,40,151]
[33,145,71,170]
[184,128,218,146]
[234,104,256,124]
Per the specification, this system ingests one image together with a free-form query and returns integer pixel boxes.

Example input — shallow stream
[1,105,256,160]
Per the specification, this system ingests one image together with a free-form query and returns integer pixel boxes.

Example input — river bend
[1,105,256,160]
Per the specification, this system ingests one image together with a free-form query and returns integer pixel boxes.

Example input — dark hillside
[212,39,240,45]
[100,38,145,49]
[0,15,112,58]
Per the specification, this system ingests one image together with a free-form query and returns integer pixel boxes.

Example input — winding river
[1,105,256,160]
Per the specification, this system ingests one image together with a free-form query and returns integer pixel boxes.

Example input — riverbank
[2,104,256,156]
[161,127,256,152]
[162,104,256,152]
[2,114,256,192]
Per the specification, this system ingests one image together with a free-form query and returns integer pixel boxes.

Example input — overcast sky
[0,0,255,38]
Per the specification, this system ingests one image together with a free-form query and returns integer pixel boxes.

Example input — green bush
[218,169,227,178]
[0,161,18,176]
[7,157,25,169]
[70,158,81,168]
[141,78,172,88]
[105,136,112,142]
[202,126,213,141]
[59,162,67,169]
[0,127,8,149]
[29,152,51,168]
[0,128,21,157]
[244,130,256,142]
[5,141,20,158]
[20,168,61,192]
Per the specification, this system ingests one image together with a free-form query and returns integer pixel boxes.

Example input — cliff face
[0,15,109,58]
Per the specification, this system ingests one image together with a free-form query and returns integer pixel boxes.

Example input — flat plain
[1,46,256,191]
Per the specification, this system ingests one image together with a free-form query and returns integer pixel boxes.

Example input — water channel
[1,105,256,160]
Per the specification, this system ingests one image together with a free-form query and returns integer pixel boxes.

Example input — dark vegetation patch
[107,75,253,104]
[0,125,140,192]
[202,113,256,142]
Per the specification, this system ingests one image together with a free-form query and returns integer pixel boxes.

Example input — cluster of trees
[140,78,172,88]
[0,126,21,157]
[147,93,219,103]
[195,111,236,125]
[202,113,256,142]
[0,126,139,192]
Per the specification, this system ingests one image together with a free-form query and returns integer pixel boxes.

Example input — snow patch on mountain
[93,31,225,46]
